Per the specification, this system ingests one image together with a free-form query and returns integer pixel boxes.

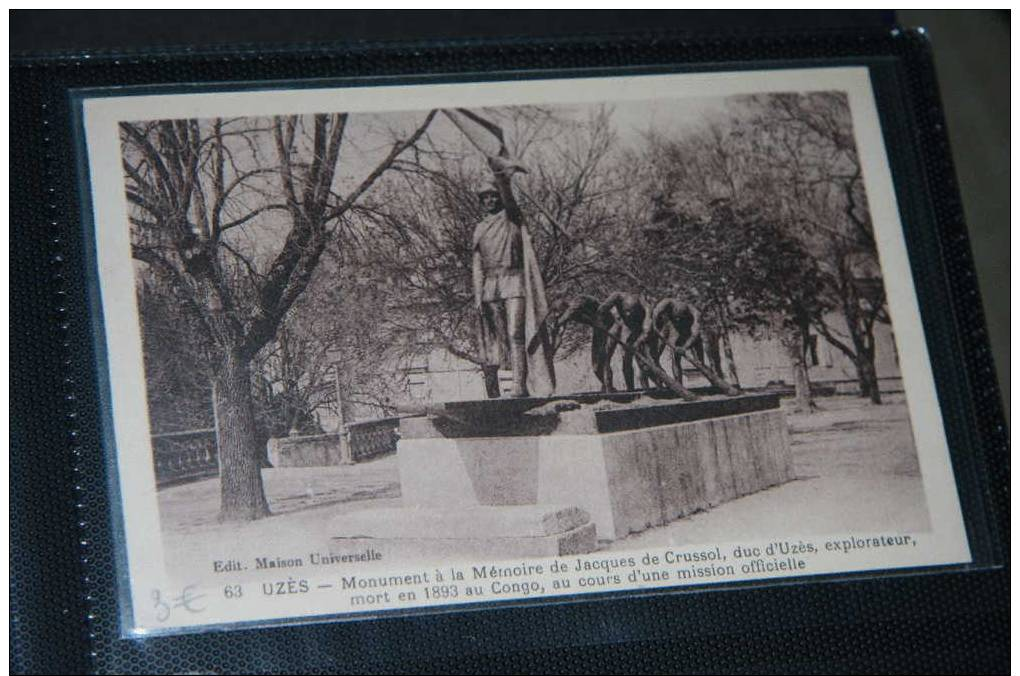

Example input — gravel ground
[159,456,401,535]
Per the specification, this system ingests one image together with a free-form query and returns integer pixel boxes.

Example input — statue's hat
[474,181,500,197]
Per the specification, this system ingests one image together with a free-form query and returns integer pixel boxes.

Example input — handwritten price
[151,585,207,622]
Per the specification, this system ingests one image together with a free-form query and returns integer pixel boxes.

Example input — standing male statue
[472,157,556,399]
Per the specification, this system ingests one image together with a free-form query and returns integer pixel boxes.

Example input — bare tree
[739,92,889,403]
[122,111,435,521]
[635,92,889,403]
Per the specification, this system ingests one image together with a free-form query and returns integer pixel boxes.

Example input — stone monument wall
[396,394,794,541]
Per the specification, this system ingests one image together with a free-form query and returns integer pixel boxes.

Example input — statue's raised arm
[486,155,527,226]
[447,108,554,398]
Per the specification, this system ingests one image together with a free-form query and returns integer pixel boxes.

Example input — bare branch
[324,110,437,223]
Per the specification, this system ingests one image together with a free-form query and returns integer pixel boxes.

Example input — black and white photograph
[80,67,970,634]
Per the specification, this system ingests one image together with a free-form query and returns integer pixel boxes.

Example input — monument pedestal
[330,392,793,557]
[396,393,793,541]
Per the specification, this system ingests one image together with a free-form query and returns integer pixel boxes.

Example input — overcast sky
[325,94,736,192]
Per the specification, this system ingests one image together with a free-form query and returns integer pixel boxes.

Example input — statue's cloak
[476,226,556,397]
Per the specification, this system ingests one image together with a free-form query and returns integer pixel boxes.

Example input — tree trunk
[856,353,882,404]
[720,330,741,389]
[844,307,882,405]
[787,323,815,413]
[216,349,270,522]
[855,357,870,399]
[792,358,813,411]
[482,364,501,399]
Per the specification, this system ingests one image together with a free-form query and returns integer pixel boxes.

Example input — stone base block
[398,396,794,542]
[331,505,597,560]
